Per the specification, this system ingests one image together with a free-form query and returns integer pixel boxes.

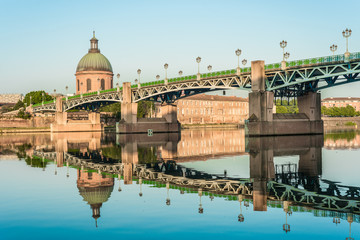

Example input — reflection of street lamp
[66,160,69,178]
[196,56,201,80]
[139,178,143,197]
[330,44,338,56]
[346,214,354,240]
[283,201,291,233]
[166,182,170,206]
[42,157,45,171]
[235,49,241,75]
[54,159,57,175]
[333,215,340,225]
[164,63,169,85]
[238,195,244,222]
[343,28,352,60]
[198,188,203,214]
[118,173,122,192]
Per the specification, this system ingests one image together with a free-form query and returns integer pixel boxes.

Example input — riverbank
[0,127,50,134]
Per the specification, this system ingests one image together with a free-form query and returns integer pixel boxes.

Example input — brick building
[158,94,248,125]
[322,97,360,110]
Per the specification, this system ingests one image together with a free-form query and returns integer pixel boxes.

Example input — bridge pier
[117,82,180,134]
[51,97,103,132]
[246,61,323,136]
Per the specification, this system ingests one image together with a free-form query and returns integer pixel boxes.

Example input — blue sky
[1,0,360,98]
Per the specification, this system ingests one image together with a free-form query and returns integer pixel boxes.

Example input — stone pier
[117,82,181,134]
[51,97,103,132]
[246,61,323,136]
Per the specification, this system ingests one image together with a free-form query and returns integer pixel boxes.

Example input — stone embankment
[0,116,54,133]
[323,116,360,130]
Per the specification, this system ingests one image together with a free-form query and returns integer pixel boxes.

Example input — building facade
[322,97,360,110]
[164,94,248,125]
[75,32,113,94]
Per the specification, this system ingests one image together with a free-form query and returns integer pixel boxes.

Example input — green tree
[23,91,53,105]
[137,101,155,118]
[13,100,25,110]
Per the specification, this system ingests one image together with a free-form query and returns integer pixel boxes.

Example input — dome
[76,32,113,73]
[76,52,113,72]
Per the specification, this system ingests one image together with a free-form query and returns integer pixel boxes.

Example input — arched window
[77,79,80,92]
[101,79,105,90]
[87,79,91,91]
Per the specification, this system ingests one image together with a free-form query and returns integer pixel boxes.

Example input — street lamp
[135,79,140,88]
[235,49,241,75]
[65,86,68,101]
[280,40,287,60]
[164,63,169,85]
[116,73,120,86]
[196,56,201,80]
[284,52,290,61]
[343,28,352,60]
[207,65,212,72]
[156,75,160,80]
[178,70,183,77]
[137,69,141,82]
[330,44,338,56]
[42,92,44,105]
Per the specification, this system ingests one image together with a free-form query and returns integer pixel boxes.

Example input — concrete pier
[51,97,103,132]
[117,82,181,134]
[246,61,323,136]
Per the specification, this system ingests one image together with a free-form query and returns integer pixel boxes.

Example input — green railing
[32,52,360,105]
[32,99,55,107]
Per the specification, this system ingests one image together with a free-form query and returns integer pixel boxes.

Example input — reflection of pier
[32,134,360,217]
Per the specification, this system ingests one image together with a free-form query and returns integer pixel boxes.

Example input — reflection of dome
[78,185,114,205]
[76,52,113,72]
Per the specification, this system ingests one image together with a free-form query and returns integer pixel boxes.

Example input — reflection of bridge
[30,134,360,219]
[31,52,360,135]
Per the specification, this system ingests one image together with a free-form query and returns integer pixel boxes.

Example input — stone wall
[0,116,55,128]
[323,116,360,128]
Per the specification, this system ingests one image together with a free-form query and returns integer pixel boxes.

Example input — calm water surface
[1,129,360,239]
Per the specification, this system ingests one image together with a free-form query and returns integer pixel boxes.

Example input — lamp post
[284,52,290,61]
[42,92,44,105]
[280,40,288,70]
[179,70,183,77]
[80,83,83,97]
[65,86,68,101]
[196,57,201,80]
[343,28,352,61]
[97,78,100,92]
[207,65,212,72]
[330,44,338,57]
[156,75,160,80]
[139,178,143,197]
[116,73,120,86]
[347,214,354,240]
[118,173,122,192]
[235,49,242,75]
[164,63,168,85]
[137,69,141,85]
[135,79,140,88]
[66,160,69,178]
[283,201,291,233]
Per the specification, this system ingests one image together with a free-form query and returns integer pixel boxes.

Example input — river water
[0,129,360,239]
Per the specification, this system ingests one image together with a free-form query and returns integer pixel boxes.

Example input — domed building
[75,32,114,94]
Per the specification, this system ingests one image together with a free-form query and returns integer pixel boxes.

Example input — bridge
[30,51,360,135]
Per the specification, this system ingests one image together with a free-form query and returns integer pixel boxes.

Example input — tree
[137,101,155,118]
[13,100,25,110]
[23,91,53,105]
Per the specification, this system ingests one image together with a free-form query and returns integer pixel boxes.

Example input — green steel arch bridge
[32,52,360,113]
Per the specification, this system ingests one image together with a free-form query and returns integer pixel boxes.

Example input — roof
[76,52,113,72]
[322,97,360,102]
[179,94,248,102]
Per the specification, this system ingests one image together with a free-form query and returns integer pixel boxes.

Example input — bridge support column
[246,61,323,136]
[51,97,103,132]
[121,82,138,124]
[117,82,180,134]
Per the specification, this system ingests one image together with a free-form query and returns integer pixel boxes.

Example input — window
[77,79,80,92]
[101,79,105,90]
[87,79,91,91]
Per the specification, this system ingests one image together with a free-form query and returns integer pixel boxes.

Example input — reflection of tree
[138,146,157,164]
[16,143,32,159]
[101,147,121,161]
[24,156,48,168]
[324,131,357,142]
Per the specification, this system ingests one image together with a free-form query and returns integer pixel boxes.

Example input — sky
[1,0,360,98]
